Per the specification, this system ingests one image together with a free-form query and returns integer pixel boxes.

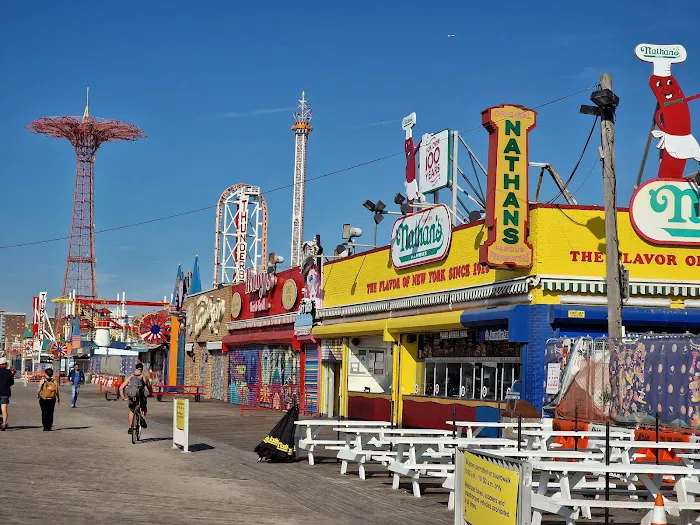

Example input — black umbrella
[254,404,299,462]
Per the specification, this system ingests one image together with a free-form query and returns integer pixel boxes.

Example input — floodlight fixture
[342,224,363,240]
[363,199,376,212]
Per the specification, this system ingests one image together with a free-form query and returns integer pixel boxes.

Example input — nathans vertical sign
[479,104,537,268]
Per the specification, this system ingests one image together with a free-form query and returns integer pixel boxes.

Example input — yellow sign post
[172,398,189,453]
[176,399,185,431]
[456,450,529,525]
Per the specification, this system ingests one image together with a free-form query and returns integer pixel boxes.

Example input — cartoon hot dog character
[636,44,700,179]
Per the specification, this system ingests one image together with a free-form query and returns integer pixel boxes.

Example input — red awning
[222,329,296,349]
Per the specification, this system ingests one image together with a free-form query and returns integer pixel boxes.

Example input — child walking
[37,368,60,431]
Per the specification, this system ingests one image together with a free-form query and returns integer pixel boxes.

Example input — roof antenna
[82,87,90,120]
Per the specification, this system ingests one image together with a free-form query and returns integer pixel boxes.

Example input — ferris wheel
[133,310,171,345]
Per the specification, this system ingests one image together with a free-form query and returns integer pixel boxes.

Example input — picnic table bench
[152,384,204,402]
[294,420,391,466]
[530,460,700,525]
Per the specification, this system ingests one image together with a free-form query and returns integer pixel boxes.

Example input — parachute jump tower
[27,90,145,300]
[290,92,313,268]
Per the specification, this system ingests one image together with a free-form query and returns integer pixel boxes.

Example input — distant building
[0,312,27,351]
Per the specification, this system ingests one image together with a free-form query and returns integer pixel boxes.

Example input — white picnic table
[601,439,700,468]
[294,419,391,465]
[446,420,544,438]
[488,449,605,461]
[521,429,633,451]
[530,460,700,525]
[386,436,521,510]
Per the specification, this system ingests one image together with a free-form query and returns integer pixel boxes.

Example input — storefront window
[461,363,474,398]
[424,362,435,396]
[446,363,460,398]
[418,332,521,401]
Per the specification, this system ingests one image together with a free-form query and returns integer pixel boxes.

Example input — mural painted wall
[228,345,300,408]
[610,336,700,428]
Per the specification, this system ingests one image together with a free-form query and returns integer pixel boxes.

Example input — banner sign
[391,204,452,269]
[419,129,452,193]
[480,104,537,268]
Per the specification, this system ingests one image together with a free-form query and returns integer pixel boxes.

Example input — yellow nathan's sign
[480,104,537,269]
[176,399,186,431]
[463,451,519,525]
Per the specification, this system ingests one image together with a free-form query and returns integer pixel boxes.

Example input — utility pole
[599,73,623,339]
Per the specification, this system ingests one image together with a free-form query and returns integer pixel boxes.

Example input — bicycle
[131,400,143,444]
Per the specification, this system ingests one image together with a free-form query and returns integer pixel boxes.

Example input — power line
[546,115,599,204]
[0,85,595,251]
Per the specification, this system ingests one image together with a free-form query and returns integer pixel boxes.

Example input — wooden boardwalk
[0,383,663,524]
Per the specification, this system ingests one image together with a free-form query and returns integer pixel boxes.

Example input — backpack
[41,379,58,400]
[124,376,144,399]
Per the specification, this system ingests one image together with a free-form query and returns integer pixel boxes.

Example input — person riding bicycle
[119,363,153,434]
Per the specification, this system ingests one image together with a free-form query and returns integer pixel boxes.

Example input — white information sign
[546,363,561,395]
[391,204,452,269]
[173,398,190,453]
[418,129,452,193]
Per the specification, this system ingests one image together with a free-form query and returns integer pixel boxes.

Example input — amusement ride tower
[290,92,313,268]
[27,91,145,300]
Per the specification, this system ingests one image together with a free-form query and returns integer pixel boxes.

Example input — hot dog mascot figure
[402,112,421,202]
[636,44,700,179]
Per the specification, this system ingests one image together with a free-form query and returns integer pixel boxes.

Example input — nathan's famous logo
[637,45,683,60]
[631,44,700,246]
[391,204,452,269]
[631,180,700,245]
[479,104,537,268]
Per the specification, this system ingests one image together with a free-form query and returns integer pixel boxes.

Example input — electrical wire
[0,85,596,251]
[546,115,599,204]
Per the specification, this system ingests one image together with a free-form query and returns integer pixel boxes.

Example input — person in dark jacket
[68,364,85,408]
[0,357,15,431]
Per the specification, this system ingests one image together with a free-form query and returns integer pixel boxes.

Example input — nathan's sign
[390,204,452,269]
[631,180,700,246]
[245,268,277,313]
[480,104,537,268]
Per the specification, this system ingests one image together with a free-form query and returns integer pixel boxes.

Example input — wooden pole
[600,73,623,339]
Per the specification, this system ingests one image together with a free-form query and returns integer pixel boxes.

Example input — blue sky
[1,0,700,314]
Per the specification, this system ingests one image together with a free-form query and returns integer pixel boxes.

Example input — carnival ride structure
[290,92,313,268]
[27,89,145,309]
[213,184,268,286]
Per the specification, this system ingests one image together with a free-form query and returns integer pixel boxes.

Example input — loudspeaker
[351,337,361,347]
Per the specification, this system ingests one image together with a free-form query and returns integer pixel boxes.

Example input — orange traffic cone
[650,493,667,525]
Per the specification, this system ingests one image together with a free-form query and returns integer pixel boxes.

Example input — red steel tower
[27,92,145,299]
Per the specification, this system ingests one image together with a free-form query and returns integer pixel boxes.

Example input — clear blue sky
[1,0,699,314]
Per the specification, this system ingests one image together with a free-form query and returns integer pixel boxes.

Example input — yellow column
[168,316,180,385]
[395,334,419,426]
[340,338,350,417]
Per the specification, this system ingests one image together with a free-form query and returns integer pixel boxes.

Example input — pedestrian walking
[0,357,15,431]
[68,363,85,408]
[37,368,60,431]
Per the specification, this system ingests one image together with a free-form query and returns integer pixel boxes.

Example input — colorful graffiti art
[228,345,300,410]
[610,336,700,428]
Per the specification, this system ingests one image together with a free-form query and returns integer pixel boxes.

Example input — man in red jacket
[0,357,15,431]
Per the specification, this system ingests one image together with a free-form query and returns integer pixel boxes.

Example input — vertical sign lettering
[479,104,537,268]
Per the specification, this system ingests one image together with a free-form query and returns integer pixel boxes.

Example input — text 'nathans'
[479,104,537,269]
